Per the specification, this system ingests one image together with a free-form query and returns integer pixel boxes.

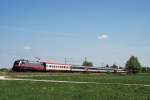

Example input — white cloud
[97,34,109,40]
[23,46,32,50]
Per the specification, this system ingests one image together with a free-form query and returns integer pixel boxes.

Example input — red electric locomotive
[12,59,46,72]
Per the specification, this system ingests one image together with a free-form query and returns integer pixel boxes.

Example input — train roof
[45,62,72,66]
[14,59,72,66]
[15,59,43,64]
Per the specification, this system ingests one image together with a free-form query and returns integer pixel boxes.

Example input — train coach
[45,62,72,72]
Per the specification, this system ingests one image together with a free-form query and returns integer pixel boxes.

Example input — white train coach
[45,62,72,71]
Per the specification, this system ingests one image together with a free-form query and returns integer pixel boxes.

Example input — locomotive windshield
[14,61,20,65]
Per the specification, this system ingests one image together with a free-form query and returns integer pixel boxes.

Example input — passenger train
[12,59,126,73]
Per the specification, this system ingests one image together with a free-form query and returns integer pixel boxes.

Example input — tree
[141,67,150,73]
[0,68,9,72]
[82,61,93,67]
[82,61,93,72]
[141,67,147,72]
[125,56,142,74]
[105,64,109,68]
[111,64,118,69]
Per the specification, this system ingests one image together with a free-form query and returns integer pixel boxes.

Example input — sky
[0,0,150,68]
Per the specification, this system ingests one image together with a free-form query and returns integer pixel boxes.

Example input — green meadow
[0,72,150,100]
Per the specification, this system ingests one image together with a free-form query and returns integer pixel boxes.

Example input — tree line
[82,56,149,74]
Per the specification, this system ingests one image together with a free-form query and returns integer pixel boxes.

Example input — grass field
[0,72,150,100]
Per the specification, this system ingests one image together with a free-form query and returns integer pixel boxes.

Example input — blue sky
[0,0,150,68]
